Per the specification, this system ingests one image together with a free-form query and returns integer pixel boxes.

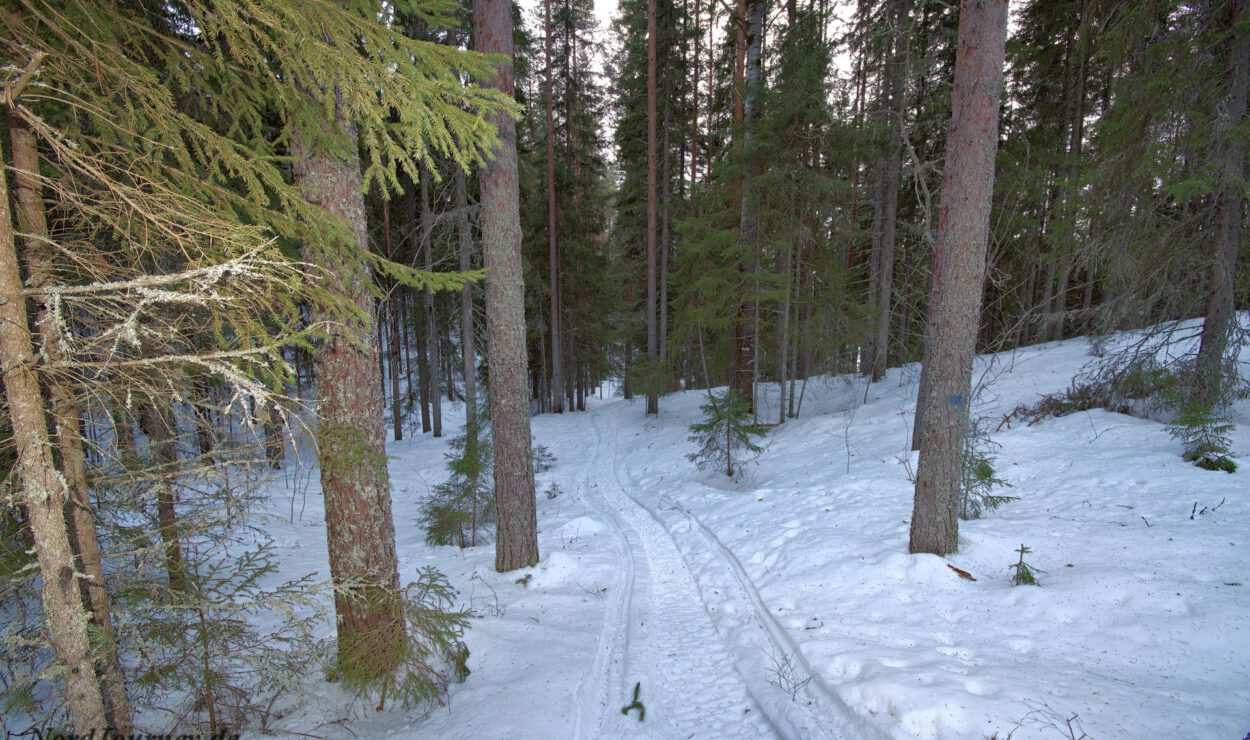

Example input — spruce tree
[687,389,770,478]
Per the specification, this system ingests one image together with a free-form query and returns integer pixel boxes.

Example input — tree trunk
[383,197,404,442]
[871,0,912,382]
[909,0,1009,557]
[661,113,671,367]
[143,403,186,592]
[263,400,285,470]
[691,0,702,195]
[456,169,478,440]
[544,0,564,414]
[706,0,717,186]
[733,0,765,412]
[778,240,793,425]
[0,129,110,734]
[645,0,660,416]
[474,0,540,571]
[1194,0,1248,405]
[623,280,635,399]
[8,107,131,731]
[415,291,432,433]
[292,121,406,679]
[420,169,443,438]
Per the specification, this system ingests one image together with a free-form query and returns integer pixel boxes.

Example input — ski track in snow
[607,417,885,740]
[572,412,775,739]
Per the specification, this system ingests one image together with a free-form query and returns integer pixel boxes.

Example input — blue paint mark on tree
[948,394,965,408]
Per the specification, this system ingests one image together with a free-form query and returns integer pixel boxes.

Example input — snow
[265,330,1249,739]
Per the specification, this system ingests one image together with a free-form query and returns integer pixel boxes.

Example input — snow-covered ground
[268,331,1249,739]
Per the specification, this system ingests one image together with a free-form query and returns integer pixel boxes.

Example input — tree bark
[645,0,660,416]
[8,109,133,731]
[474,0,540,571]
[544,0,564,414]
[1194,0,1248,405]
[383,197,404,442]
[421,168,443,438]
[142,403,186,592]
[292,121,405,678]
[909,0,1009,556]
[691,0,702,195]
[0,126,110,734]
[415,289,433,433]
[733,0,765,412]
[456,169,478,441]
[870,0,912,382]
[778,239,792,425]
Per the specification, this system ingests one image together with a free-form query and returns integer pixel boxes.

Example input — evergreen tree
[687,389,770,478]
[910,0,1010,556]
[475,0,541,572]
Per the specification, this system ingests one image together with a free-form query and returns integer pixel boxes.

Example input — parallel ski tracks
[571,413,774,739]
[598,413,887,740]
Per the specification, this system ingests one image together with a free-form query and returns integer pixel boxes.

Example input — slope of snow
[266,332,1249,739]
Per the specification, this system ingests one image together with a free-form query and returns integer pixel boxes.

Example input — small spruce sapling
[959,423,1017,520]
[620,681,645,721]
[1009,544,1043,586]
[531,444,557,474]
[1167,401,1237,473]
[687,389,769,479]
[422,398,494,547]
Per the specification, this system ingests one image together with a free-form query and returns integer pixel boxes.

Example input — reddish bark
[474,0,540,571]
[292,123,405,677]
[909,0,1009,556]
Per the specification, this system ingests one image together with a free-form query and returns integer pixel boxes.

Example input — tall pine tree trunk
[456,169,478,442]
[421,169,443,437]
[415,287,433,433]
[383,197,404,442]
[544,0,564,414]
[1194,0,1248,405]
[0,121,110,734]
[778,240,792,425]
[645,0,660,416]
[733,0,765,411]
[143,403,186,592]
[909,0,1009,556]
[474,0,540,571]
[691,0,701,194]
[870,0,912,382]
[292,121,405,679]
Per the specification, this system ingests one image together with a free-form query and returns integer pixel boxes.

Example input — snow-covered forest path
[275,330,1249,740]
[564,409,881,739]
[567,411,774,738]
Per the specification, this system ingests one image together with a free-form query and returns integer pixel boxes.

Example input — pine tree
[475,0,541,572]
[910,0,1010,557]
[610,0,692,397]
